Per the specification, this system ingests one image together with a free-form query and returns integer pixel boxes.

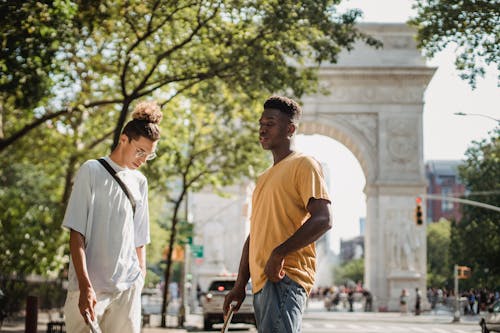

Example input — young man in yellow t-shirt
[223,95,332,332]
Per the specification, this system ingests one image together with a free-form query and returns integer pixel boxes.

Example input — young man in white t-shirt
[62,101,162,333]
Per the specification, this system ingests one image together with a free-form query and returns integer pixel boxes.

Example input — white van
[200,276,255,330]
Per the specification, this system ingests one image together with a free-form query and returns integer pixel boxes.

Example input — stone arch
[299,23,436,311]
[300,118,376,185]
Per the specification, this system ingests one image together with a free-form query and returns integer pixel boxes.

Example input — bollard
[25,295,38,333]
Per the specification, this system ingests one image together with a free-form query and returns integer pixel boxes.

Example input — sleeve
[134,176,151,247]
[296,156,331,208]
[62,162,92,236]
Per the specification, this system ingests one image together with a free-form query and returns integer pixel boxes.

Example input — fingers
[223,303,235,321]
[222,294,232,316]
[232,300,242,312]
[264,256,285,282]
[79,289,97,323]
[223,292,243,315]
[84,310,92,324]
[81,305,95,323]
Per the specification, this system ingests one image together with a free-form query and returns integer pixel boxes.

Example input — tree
[0,1,110,149]
[0,2,76,111]
[0,0,379,152]
[427,219,452,288]
[334,258,364,286]
[410,0,500,88]
[452,128,500,289]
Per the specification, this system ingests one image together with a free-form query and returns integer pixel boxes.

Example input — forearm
[69,229,92,291]
[136,245,146,277]
[274,207,331,257]
[234,236,251,290]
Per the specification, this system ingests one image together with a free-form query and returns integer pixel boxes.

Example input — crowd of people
[309,284,500,315]
[310,283,373,312]
[427,287,500,315]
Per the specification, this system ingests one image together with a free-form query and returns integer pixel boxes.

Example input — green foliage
[427,219,452,288]
[0,0,378,151]
[0,162,67,278]
[334,258,364,286]
[452,128,500,289]
[0,1,77,109]
[410,0,500,88]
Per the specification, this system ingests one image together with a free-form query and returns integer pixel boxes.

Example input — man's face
[120,134,158,169]
[258,108,293,150]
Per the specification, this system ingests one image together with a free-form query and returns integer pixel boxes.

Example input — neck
[109,149,127,168]
[272,147,294,165]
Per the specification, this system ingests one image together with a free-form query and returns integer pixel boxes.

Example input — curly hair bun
[131,101,163,124]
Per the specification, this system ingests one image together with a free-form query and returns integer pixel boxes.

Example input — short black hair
[263,95,302,124]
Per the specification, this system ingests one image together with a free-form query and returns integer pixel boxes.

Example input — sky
[296,0,500,253]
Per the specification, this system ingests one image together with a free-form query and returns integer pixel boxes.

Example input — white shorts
[64,276,144,333]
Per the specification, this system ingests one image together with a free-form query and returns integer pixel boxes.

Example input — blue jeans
[253,275,307,333]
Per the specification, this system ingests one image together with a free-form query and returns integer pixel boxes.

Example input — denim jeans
[253,275,307,333]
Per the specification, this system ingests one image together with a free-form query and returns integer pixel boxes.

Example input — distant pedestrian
[347,290,354,312]
[363,290,373,312]
[415,288,422,315]
[399,289,408,315]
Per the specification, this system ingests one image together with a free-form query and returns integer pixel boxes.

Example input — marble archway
[300,23,435,310]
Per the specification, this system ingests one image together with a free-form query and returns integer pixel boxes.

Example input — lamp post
[453,112,500,123]
[453,264,460,322]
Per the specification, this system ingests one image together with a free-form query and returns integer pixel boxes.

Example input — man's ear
[119,134,129,145]
[288,123,296,137]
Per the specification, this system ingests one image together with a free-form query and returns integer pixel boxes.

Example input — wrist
[272,245,287,259]
[78,278,93,292]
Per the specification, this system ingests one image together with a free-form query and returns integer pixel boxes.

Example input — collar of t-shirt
[103,156,128,172]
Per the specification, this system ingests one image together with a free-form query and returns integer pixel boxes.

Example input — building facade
[425,160,466,223]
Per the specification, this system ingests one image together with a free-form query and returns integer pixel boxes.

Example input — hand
[264,250,285,282]
[223,285,246,316]
[78,286,97,323]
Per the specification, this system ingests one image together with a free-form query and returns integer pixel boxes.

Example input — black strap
[97,158,136,215]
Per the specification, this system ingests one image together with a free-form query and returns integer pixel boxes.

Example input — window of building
[441,188,454,212]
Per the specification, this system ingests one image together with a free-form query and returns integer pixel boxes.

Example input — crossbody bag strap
[97,158,136,215]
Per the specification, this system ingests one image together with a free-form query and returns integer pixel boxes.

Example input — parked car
[200,276,255,330]
[480,300,500,333]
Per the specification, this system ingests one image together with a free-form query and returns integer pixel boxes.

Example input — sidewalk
[304,300,481,326]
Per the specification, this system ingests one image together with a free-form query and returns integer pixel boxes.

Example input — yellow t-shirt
[249,152,331,295]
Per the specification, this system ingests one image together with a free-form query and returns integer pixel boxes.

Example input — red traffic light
[415,202,423,225]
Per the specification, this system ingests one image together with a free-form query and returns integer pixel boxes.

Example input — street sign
[191,244,204,258]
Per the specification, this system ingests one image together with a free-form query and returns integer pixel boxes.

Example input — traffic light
[415,197,423,225]
[457,266,472,279]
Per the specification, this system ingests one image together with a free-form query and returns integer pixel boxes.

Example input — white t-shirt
[63,156,150,293]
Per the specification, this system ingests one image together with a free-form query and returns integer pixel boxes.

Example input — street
[0,299,481,333]
[139,299,480,333]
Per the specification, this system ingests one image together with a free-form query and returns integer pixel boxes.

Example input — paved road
[0,300,481,333]
[139,299,480,333]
